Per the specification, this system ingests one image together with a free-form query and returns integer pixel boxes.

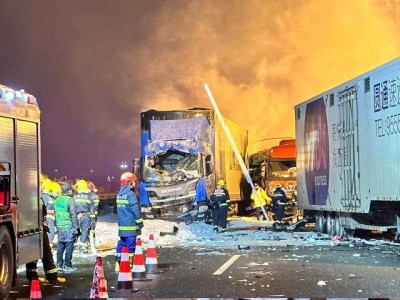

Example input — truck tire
[326,213,335,236]
[0,225,13,298]
[334,212,345,238]
[315,211,327,234]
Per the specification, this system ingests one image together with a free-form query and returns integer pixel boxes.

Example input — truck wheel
[315,211,327,234]
[326,213,335,236]
[0,225,13,298]
[334,212,345,238]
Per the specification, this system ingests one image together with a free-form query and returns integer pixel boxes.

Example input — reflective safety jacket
[43,192,55,220]
[89,191,100,219]
[54,195,79,242]
[272,187,288,207]
[117,184,143,237]
[251,187,271,207]
[210,186,230,209]
[73,190,95,215]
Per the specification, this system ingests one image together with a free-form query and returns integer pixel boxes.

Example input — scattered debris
[160,226,179,236]
[238,245,251,250]
[317,280,327,286]
[249,262,269,266]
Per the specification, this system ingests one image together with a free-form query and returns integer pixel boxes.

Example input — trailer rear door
[338,87,361,210]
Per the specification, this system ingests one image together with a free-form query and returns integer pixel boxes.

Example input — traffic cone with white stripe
[117,246,133,289]
[90,256,109,298]
[30,279,42,298]
[145,233,159,274]
[131,238,152,281]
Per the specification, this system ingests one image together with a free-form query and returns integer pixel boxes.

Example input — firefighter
[115,172,143,271]
[73,179,96,253]
[53,181,80,273]
[41,176,57,249]
[209,179,231,233]
[251,182,272,221]
[272,185,288,229]
[25,181,63,285]
[87,181,99,250]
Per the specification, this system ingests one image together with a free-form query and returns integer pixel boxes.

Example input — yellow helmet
[40,173,47,183]
[48,182,62,197]
[75,179,89,192]
[41,178,52,193]
[217,179,225,186]
[87,181,97,193]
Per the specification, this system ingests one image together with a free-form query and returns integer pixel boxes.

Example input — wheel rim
[0,241,10,287]
[316,211,327,233]
[334,212,344,237]
[326,213,335,236]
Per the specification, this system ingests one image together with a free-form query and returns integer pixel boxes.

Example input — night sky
[1,0,399,190]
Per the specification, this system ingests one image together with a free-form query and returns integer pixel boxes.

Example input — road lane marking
[213,254,241,275]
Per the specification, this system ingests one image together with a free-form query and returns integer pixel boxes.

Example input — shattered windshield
[143,150,200,184]
[266,160,297,180]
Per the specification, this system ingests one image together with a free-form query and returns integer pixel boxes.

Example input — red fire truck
[0,84,43,297]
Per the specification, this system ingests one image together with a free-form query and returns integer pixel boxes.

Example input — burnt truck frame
[0,85,43,297]
[138,107,248,217]
[295,57,400,238]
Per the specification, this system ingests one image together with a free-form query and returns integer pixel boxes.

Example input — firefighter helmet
[75,179,89,192]
[48,181,62,197]
[120,172,137,185]
[41,178,52,193]
[40,173,47,183]
[87,181,98,193]
[217,179,225,186]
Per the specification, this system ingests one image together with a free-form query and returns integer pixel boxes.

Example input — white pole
[204,83,271,225]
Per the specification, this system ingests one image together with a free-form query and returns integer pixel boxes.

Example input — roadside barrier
[90,256,109,298]
[117,246,133,289]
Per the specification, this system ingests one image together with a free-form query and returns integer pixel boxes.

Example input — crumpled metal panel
[147,116,212,154]
[150,116,210,141]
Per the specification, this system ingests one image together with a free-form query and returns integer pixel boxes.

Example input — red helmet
[120,172,137,185]
[87,181,97,192]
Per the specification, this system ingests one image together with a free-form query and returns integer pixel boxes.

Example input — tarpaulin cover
[150,117,210,141]
[146,116,212,155]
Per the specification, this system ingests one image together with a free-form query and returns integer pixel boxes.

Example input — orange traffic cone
[145,233,159,273]
[30,279,42,298]
[98,276,108,298]
[131,238,152,281]
[117,246,133,289]
[90,256,109,298]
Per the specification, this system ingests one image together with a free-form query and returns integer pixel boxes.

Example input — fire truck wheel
[0,225,13,298]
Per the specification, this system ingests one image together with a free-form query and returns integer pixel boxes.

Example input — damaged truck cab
[139,107,248,217]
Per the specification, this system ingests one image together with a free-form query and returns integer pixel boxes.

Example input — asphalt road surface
[10,241,400,298]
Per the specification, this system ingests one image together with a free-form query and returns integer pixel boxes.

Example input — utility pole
[204,83,271,226]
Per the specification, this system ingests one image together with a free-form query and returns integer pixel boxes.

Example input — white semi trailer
[295,57,400,238]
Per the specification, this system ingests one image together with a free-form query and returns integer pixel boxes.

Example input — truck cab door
[203,154,215,199]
